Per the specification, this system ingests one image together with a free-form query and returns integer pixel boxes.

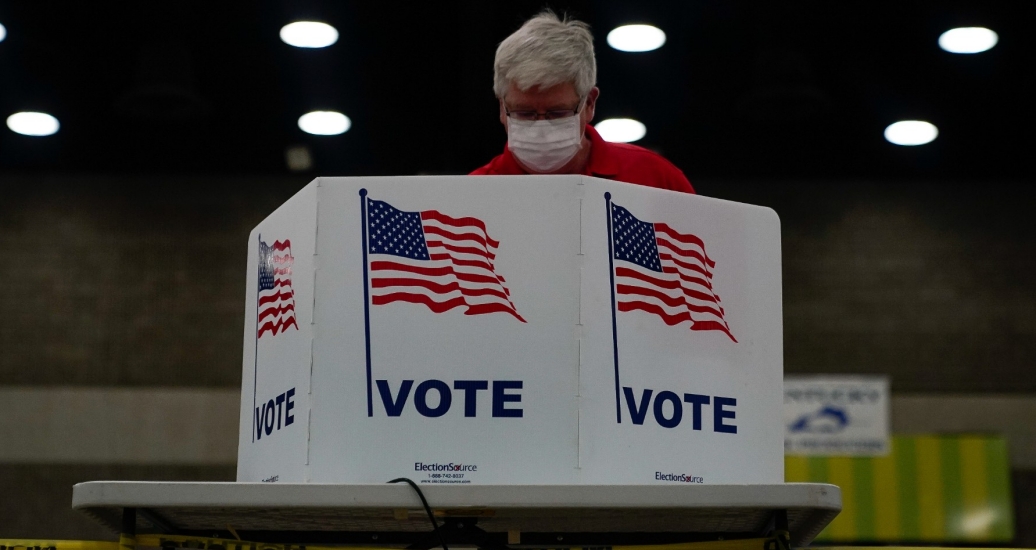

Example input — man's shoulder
[469,151,519,175]
[609,142,678,170]
[604,142,694,193]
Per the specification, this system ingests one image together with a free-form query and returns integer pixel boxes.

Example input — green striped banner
[786,435,1014,543]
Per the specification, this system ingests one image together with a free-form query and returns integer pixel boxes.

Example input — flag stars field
[610,203,735,342]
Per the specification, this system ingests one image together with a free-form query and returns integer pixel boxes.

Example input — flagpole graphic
[252,233,260,442]
[604,193,623,424]
[607,198,737,343]
[360,189,374,417]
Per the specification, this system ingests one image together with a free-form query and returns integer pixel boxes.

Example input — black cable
[389,477,448,550]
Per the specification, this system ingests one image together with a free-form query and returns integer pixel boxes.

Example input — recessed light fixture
[298,111,351,135]
[280,21,339,48]
[0,22,6,43]
[884,120,938,146]
[938,27,998,54]
[607,24,666,52]
[595,118,646,143]
[7,111,60,136]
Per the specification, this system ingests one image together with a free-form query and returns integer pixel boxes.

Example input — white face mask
[507,115,584,173]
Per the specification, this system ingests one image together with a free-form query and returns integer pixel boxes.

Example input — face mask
[507,115,584,173]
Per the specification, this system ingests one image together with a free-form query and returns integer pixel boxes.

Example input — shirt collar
[498,124,620,177]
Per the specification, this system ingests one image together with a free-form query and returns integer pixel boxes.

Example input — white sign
[237,176,784,485]
[784,375,890,456]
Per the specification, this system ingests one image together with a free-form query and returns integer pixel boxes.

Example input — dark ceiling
[0,1,1032,180]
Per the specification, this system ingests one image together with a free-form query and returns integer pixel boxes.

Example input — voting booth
[68,176,843,550]
[237,176,784,485]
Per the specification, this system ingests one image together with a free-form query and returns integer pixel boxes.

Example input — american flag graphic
[610,203,737,342]
[366,198,524,322]
[257,238,299,338]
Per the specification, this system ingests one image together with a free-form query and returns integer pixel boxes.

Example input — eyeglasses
[505,98,585,121]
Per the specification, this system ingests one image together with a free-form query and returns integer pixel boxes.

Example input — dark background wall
[2,176,1033,391]
[708,179,1036,392]
[0,175,303,387]
[0,465,235,540]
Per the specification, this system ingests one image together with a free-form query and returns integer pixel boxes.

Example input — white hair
[493,10,597,99]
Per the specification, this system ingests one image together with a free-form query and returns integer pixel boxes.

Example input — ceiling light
[595,118,646,143]
[607,24,666,52]
[298,111,350,135]
[7,112,60,136]
[938,27,998,54]
[884,120,938,146]
[280,21,338,48]
[0,22,6,43]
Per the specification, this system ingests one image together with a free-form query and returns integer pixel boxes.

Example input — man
[471,11,694,194]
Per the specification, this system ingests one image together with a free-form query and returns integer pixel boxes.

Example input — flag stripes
[610,203,735,342]
[257,239,298,338]
[366,198,523,322]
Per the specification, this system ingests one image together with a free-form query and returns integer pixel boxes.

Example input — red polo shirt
[470,124,694,194]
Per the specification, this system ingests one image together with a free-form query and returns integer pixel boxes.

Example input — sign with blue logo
[238,176,784,485]
[784,375,890,456]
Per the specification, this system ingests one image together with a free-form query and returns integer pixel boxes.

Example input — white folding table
[73,482,840,548]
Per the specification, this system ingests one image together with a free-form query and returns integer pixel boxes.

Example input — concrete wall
[0,175,307,387]
[700,180,1036,392]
